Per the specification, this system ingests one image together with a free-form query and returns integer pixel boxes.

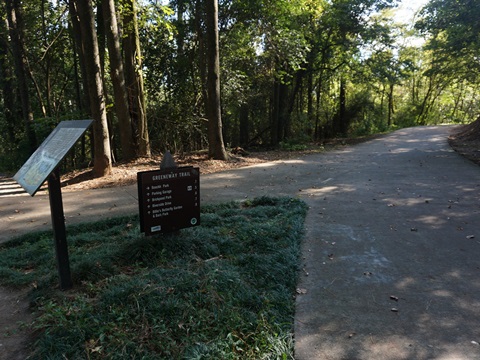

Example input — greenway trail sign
[14,120,93,290]
[137,167,200,235]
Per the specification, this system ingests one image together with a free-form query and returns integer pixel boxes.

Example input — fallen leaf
[296,288,307,295]
[471,341,479,346]
[410,228,418,232]
[390,295,399,301]
[466,235,475,239]
[391,308,399,312]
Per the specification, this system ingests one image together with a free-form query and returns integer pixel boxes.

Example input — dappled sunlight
[395,277,417,290]
[445,269,462,280]
[200,172,245,181]
[298,266,480,359]
[431,289,454,298]
[455,297,480,313]
[362,335,419,359]
[302,185,357,197]
[246,159,306,168]
[415,215,447,228]
[278,159,307,165]
[293,126,480,359]
[388,147,413,154]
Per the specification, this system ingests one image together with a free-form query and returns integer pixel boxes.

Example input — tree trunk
[205,0,228,160]
[122,0,150,157]
[73,0,112,177]
[5,0,36,154]
[102,0,135,160]
[388,83,394,126]
[69,0,90,116]
[195,0,207,115]
[96,0,117,162]
[270,78,289,145]
[270,80,280,145]
[239,104,249,147]
[338,76,347,136]
[0,14,16,144]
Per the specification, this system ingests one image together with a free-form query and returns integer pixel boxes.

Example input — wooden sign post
[14,120,93,290]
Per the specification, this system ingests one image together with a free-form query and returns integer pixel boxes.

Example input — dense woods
[0,0,478,175]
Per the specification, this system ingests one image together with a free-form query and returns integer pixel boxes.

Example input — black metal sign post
[48,168,72,290]
[14,120,93,290]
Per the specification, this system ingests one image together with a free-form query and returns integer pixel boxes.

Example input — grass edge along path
[0,196,308,359]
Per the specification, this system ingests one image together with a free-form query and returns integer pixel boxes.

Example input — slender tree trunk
[239,104,249,147]
[307,70,314,138]
[270,79,280,145]
[195,0,207,116]
[388,83,394,126]
[338,76,347,136]
[69,1,90,115]
[102,0,135,160]
[0,15,16,144]
[68,5,89,164]
[96,0,117,162]
[205,0,228,160]
[314,74,323,141]
[123,0,150,157]
[73,0,112,177]
[40,0,52,117]
[5,0,36,154]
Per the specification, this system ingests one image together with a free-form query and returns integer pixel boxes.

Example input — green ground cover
[0,197,307,359]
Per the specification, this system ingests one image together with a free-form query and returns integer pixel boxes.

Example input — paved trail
[293,126,480,359]
[1,126,479,359]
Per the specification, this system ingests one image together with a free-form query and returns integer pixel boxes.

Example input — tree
[5,0,36,153]
[0,6,17,144]
[122,0,150,157]
[72,0,112,177]
[417,0,480,83]
[102,0,135,160]
[205,0,228,160]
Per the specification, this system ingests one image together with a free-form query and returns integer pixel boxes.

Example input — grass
[0,196,308,359]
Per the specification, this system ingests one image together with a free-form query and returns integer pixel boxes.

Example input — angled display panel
[14,120,93,196]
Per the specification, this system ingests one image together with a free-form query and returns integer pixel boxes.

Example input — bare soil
[448,118,480,166]
[1,127,478,359]
[60,148,325,192]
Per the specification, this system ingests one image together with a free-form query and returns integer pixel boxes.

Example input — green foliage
[0,197,307,359]
[279,138,309,151]
[2,0,480,171]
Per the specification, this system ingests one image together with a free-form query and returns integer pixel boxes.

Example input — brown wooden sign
[137,167,200,235]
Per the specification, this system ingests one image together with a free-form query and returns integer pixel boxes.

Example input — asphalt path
[1,125,480,359]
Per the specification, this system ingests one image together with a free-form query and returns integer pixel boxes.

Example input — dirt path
[0,288,32,360]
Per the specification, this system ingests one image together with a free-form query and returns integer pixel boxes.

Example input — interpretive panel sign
[14,120,93,196]
[137,167,200,235]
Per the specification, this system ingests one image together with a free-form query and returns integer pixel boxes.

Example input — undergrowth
[0,197,307,359]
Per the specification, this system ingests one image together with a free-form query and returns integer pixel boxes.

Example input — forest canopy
[0,0,478,175]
